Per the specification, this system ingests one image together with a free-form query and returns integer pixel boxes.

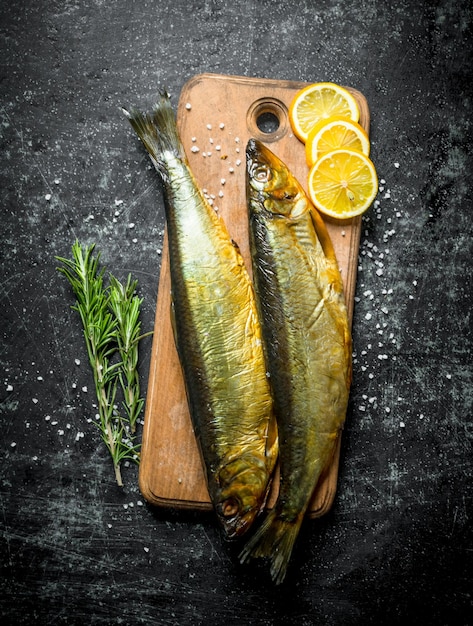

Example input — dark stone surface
[1,1,472,624]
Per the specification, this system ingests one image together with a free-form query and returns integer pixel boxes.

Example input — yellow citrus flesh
[289,82,360,143]
[305,116,370,166]
[308,148,378,219]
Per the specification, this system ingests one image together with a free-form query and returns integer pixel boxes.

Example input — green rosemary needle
[56,241,149,486]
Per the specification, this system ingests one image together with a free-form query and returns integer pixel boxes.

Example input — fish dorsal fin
[308,205,338,263]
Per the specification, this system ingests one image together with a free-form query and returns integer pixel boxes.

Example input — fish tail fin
[122,91,185,177]
[239,508,303,585]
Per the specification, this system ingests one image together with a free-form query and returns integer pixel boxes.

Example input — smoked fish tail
[122,91,184,176]
[239,508,303,585]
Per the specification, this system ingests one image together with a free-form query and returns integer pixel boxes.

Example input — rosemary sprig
[56,241,149,487]
[108,274,146,435]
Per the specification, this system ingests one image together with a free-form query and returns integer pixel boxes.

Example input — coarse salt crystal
[32,398,38,404]
[11,442,16,448]
[82,386,88,392]
[220,178,226,185]
[75,359,80,366]
[206,124,212,130]
[185,102,191,110]
[394,162,400,168]
[45,194,52,201]
[6,384,13,392]
[128,223,135,229]
[191,146,199,152]
[144,547,150,553]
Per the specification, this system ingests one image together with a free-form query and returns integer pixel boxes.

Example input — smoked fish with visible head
[123,96,277,538]
[240,139,352,583]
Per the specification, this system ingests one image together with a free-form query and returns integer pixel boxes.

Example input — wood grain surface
[139,73,370,517]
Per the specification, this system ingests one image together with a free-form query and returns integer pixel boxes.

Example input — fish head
[246,138,309,220]
[214,454,271,538]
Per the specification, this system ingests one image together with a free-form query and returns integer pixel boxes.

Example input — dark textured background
[1,1,472,624]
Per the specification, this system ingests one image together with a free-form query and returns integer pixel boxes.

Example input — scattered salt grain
[191,146,199,153]
[144,547,150,553]
[219,122,225,129]
[54,178,60,184]
[128,223,135,229]
[446,373,452,380]
[75,359,81,366]
[220,178,226,185]
[228,167,234,173]
[365,313,372,320]
[75,432,84,442]
[6,384,13,392]
[32,398,38,404]
[235,159,241,166]
[72,383,77,389]
[394,162,400,168]
[399,421,405,428]
[11,442,16,448]
[58,429,65,436]
[45,194,52,201]
[215,145,221,151]
[114,199,124,206]
[82,386,88,393]
[206,123,212,130]
[185,102,191,110]
[191,137,197,142]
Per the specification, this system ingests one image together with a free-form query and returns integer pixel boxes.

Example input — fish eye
[253,165,272,182]
[220,497,240,517]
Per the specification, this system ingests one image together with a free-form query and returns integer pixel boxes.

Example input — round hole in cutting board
[256,111,279,134]
[247,98,289,142]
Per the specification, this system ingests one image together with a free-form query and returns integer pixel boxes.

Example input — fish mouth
[246,138,272,170]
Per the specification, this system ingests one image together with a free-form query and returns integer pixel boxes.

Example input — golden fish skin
[124,96,277,538]
[240,139,352,583]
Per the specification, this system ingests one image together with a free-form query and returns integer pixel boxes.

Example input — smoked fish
[124,96,277,537]
[240,139,352,583]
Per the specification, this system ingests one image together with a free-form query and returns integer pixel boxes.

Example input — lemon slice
[308,148,378,219]
[305,116,370,166]
[289,82,360,143]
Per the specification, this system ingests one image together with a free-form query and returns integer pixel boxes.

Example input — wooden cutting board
[138,73,369,518]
